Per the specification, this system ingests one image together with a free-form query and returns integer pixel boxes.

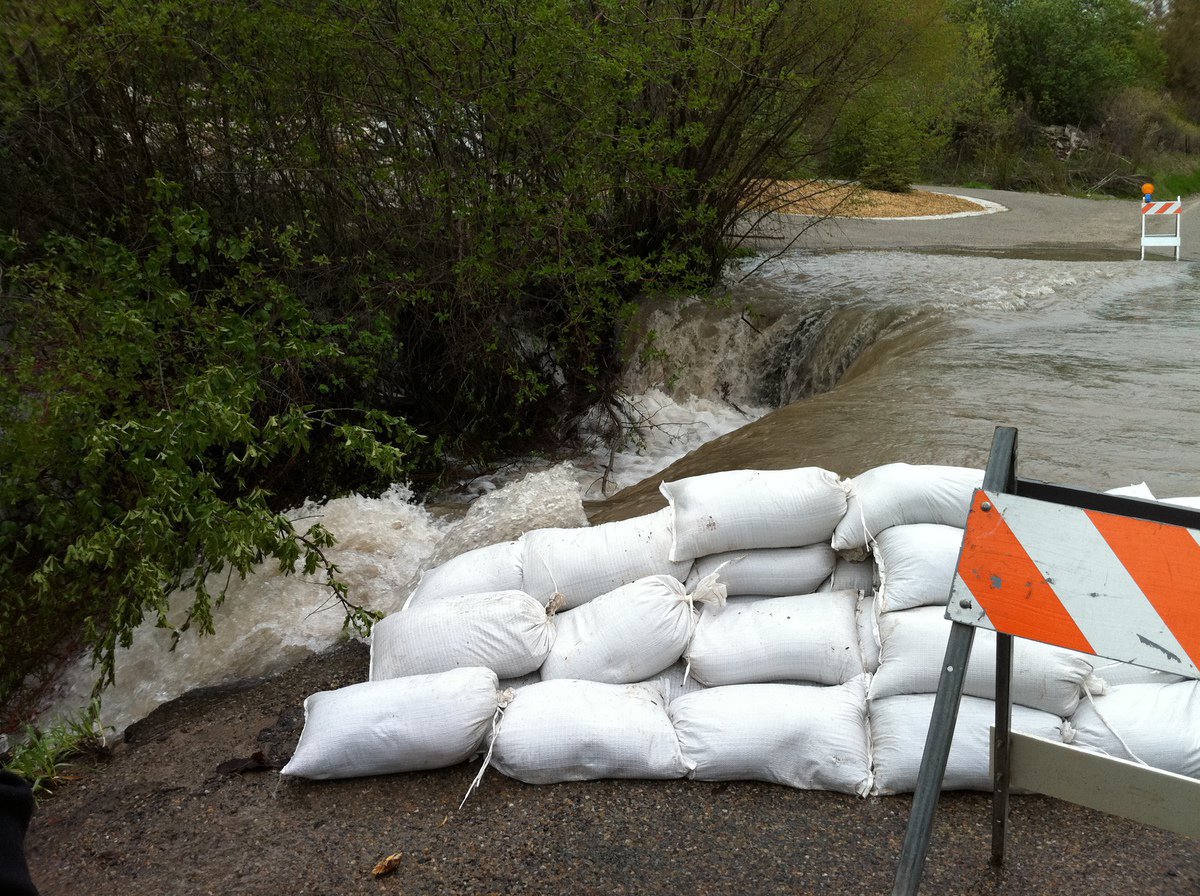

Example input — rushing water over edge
[30,248,1200,739]
[598,250,1200,518]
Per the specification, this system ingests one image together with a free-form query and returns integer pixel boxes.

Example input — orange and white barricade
[1141,196,1182,260]
[892,426,1200,895]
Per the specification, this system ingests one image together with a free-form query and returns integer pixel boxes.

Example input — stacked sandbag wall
[280,466,1200,799]
[1055,485,1200,779]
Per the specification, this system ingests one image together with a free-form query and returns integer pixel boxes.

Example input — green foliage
[974,0,1164,126]
[933,0,1200,195]
[1157,166,1200,200]
[934,3,1013,171]
[825,87,940,192]
[1102,86,1200,162]
[0,0,983,699]
[820,2,1013,191]
[1163,0,1200,120]
[2,699,108,797]
[0,188,419,695]
[0,0,922,465]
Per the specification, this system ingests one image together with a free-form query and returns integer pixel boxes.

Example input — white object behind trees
[403,539,524,610]
[1065,681,1200,777]
[541,574,724,684]
[687,543,836,597]
[686,591,863,687]
[670,676,872,795]
[872,524,963,614]
[832,464,982,554]
[869,605,1100,716]
[521,508,689,608]
[870,693,1064,794]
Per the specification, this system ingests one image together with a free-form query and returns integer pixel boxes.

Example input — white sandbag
[281,667,501,780]
[857,591,881,674]
[670,676,872,795]
[490,679,689,784]
[819,556,876,596]
[869,605,1100,716]
[686,544,836,597]
[403,540,523,610]
[832,464,982,554]
[370,590,554,681]
[521,508,689,609]
[541,574,724,684]
[870,693,1064,794]
[1064,681,1200,777]
[1086,658,1186,687]
[872,524,962,614]
[660,467,847,563]
[643,660,707,700]
[686,591,863,687]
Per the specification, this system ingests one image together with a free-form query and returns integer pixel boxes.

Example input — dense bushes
[979,0,1163,127]
[0,188,419,694]
[0,0,930,700]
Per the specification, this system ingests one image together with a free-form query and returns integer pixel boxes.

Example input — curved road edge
[739,185,1199,262]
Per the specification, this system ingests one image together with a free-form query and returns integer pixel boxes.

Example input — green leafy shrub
[979,0,1163,126]
[0,186,419,697]
[2,700,108,797]
[1102,87,1200,162]
[1156,165,1200,199]
[0,1,941,466]
[0,0,948,700]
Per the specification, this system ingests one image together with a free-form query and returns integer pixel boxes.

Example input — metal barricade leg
[991,632,1014,865]
[891,621,977,896]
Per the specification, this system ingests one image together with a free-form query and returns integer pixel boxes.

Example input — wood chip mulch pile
[751,179,984,218]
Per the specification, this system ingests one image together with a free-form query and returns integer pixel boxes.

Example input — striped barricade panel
[894,427,1200,896]
[1143,199,1182,215]
[946,488,1200,679]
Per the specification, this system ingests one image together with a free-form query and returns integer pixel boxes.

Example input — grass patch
[1155,166,1200,199]
[2,699,109,797]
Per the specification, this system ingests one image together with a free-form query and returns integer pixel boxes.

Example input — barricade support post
[1141,196,1182,260]
[891,425,1200,895]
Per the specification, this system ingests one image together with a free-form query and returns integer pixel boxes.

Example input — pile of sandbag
[854,470,1196,793]
[281,464,1199,799]
[1057,482,1200,779]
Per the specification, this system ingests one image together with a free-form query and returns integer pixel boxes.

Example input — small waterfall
[623,273,928,411]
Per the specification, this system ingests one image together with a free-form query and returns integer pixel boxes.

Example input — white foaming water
[39,249,1195,739]
[42,487,445,736]
[574,389,768,501]
[443,388,766,504]
[38,389,747,738]
[41,468,598,738]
